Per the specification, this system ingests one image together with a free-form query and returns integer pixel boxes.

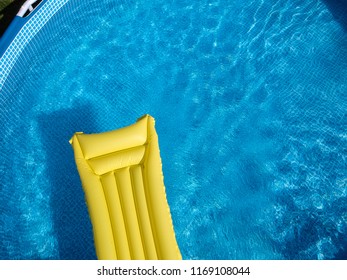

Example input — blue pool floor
[0,0,346,259]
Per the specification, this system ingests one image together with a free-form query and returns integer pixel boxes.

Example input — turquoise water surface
[0,0,346,259]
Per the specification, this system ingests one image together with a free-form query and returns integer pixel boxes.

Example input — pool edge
[0,0,69,91]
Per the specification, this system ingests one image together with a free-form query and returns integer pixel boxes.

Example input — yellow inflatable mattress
[69,115,181,260]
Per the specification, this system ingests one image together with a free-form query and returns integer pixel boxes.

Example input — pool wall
[0,0,69,91]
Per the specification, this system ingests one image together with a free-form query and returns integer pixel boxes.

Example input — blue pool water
[0,0,346,259]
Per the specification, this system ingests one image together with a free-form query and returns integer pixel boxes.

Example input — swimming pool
[0,0,346,260]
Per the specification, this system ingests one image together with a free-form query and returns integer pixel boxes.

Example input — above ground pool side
[0,16,29,57]
[0,0,68,91]
[0,0,47,56]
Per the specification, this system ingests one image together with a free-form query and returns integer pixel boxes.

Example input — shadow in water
[334,248,347,259]
[37,102,97,259]
[322,0,347,31]
[331,197,347,260]
[0,0,26,37]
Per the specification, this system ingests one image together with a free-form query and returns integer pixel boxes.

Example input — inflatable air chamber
[70,115,181,260]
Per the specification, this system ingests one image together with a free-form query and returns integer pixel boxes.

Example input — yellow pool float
[70,115,181,260]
